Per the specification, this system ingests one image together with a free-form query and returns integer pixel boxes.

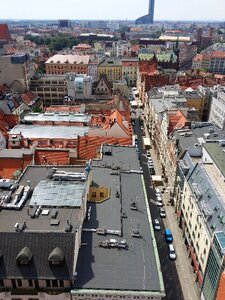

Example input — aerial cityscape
[0,1,225,300]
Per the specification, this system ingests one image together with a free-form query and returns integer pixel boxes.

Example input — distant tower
[135,0,155,25]
[148,0,155,23]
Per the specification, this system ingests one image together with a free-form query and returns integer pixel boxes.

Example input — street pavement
[135,116,200,300]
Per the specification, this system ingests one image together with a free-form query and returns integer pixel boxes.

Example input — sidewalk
[149,142,200,300]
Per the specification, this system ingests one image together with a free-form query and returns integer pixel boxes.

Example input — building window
[46,280,51,287]
[17,279,22,287]
[52,280,58,287]
[92,192,96,198]
[0,279,4,287]
[28,280,33,287]
[59,280,64,288]
[100,192,104,198]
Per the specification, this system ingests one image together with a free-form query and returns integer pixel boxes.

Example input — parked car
[157,200,163,207]
[160,207,166,218]
[168,244,177,260]
[149,168,155,175]
[165,229,173,243]
[156,195,162,201]
[146,152,151,158]
[155,191,161,197]
[153,219,161,231]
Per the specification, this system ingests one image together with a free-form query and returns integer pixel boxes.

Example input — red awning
[190,247,198,271]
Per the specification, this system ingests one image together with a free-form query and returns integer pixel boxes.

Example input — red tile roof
[168,110,187,133]
[211,51,225,59]
[45,106,81,113]
[21,91,38,105]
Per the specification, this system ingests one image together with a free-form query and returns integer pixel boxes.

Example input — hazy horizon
[1,0,224,22]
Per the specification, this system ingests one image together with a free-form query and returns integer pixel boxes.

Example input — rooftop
[203,143,225,178]
[10,124,90,139]
[24,112,91,124]
[45,54,90,65]
[74,145,164,294]
[0,165,88,280]
[188,163,225,237]
[174,123,225,153]
[98,58,122,67]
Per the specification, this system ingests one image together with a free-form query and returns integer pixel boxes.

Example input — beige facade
[45,55,89,76]
[97,59,122,82]
[181,179,211,274]
[30,75,67,106]
[122,59,138,87]
[0,55,34,92]
[72,290,162,300]
[144,92,177,189]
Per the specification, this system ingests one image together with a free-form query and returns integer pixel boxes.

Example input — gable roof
[93,74,112,96]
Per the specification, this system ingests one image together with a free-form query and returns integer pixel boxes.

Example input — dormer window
[48,247,64,265]
[16,247,32,265]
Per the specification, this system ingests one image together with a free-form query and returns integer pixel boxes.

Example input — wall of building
[72,292,161,300]
[209,91,225,129]
[0,56,34,92]
[0,291,71,300]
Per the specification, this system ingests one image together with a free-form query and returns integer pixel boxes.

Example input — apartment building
[144,86,188,188]
[0,146,165,300]
[97,58,122,82]
[121,58,138,86]
[0,165,91,300]
[30,75,67,106]
[209,89,225,129]
[45,54,90,76]
[175,141,225,299]
[209,52,225,75]
[112,41,132,57]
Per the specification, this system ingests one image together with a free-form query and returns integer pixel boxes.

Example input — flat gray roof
[93,145,141,171]
[0,166,86,233]
[203,143,225,178]
[174,123,225,152]
[0,149,33,158]
[24,112,91,123]
[85,167,121,233]
[10,124,90,139]
[75,146,163,293]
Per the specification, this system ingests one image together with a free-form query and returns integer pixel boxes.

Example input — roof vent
[48,247,64,265]
[65,220,72,232]
[16,247,32,265]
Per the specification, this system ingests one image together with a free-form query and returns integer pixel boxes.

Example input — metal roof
[30,180,85,207]
[24,112,91,123]
[10,124,89,139]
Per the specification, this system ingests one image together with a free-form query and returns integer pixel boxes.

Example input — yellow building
[97,58,122,82]
[184,90,204,119]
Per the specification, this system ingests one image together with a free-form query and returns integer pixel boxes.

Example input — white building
[112,41,131,57]
[209,89,225,129]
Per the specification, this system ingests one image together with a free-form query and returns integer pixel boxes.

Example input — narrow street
[134,112,200,300]
[134,118,184,300]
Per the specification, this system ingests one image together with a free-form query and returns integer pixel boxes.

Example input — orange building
[45,54,90,75]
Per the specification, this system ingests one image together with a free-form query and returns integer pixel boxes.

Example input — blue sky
[1,0,225,21]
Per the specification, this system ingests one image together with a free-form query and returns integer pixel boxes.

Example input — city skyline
[1,0,225,21]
